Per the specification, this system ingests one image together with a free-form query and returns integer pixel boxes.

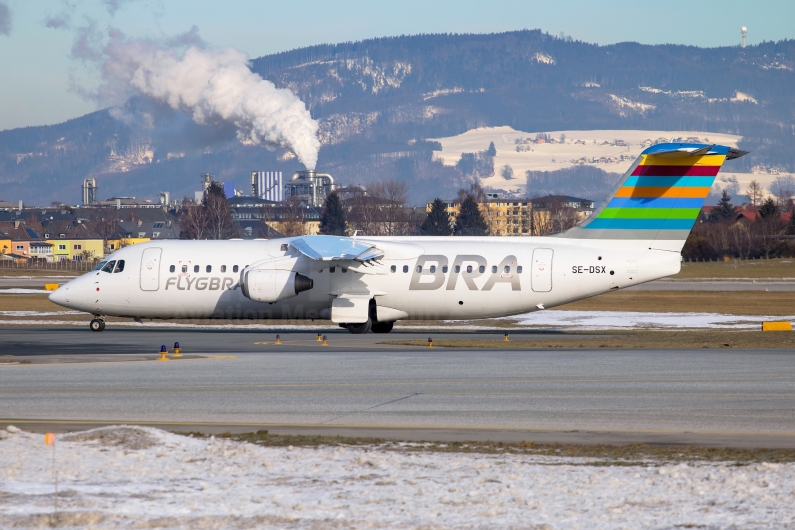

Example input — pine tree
[711,190,735,222]
[319,192,347,236]
[757,197,779,221]
[420,198,452,236]
[453,195,488,236]
[486,141,497,156]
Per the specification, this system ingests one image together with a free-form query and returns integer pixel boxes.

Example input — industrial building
[285,170,337,207]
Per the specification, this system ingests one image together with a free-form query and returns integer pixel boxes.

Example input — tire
[371,321,394,334]
[99,321,106,331]
[90,319,104,332]
[346,319,372,334]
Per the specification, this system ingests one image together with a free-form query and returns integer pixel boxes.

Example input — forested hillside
[1,30,793,205]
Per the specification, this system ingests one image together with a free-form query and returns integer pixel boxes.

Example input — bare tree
[531,198,579,235]
[770,175,795,208]
[745,180,764,206]
[203,183,238,239]
[346,187,379,236]
[370,180,412,236]
[178,197,206,240]
[277,196,307,237]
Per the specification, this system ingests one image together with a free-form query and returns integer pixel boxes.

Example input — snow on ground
[1,425,793,529]
[428,126,789,201]
[0,310,789,331]
[508,310,794,330]
[429,126,744,194]
[0,288,52,294]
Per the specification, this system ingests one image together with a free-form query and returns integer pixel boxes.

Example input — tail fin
[557,143,747,251]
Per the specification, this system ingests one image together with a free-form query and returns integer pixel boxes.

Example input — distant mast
[741,26,747,48]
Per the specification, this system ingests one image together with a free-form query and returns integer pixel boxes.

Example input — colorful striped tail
[558,143,747,249]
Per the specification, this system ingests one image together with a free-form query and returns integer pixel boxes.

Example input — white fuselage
[49,237,681,321]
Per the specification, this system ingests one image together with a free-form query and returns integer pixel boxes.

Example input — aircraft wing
[291,236,384,262]
[290,236,425,275]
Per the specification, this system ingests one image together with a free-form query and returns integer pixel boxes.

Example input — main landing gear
[344,299,395,334]
[90,317,106,332]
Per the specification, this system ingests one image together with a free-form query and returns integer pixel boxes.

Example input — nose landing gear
[90,317,106,332]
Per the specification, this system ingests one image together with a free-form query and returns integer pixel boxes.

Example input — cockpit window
[114,260,125,273]
[101,260,116,273]
[93,261,107,271]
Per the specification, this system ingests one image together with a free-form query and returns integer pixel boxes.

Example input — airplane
[49,143,746,333]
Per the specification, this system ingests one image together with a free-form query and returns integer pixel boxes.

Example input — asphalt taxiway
[1,326,795,448]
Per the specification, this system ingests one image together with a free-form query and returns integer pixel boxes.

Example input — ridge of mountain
[1,30,793,205]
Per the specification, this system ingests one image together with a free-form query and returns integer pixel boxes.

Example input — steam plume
[98,30,320,169]
[0,2,12,36]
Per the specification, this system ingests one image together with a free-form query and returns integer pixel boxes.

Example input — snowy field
[429,126,785,198]
[1,425,793,529]
[509,310,795,330]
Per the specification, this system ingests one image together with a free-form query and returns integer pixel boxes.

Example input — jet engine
[241,269,313,303]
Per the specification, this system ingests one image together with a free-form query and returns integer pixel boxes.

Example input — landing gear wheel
[371,321,394,334]
[90,318,105,332]
[346,319,372,334]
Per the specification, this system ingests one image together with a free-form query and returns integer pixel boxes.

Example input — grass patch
[556,290,795,316]
[676,257,795,279]
[384,330,795,349]
[194,430,795,464]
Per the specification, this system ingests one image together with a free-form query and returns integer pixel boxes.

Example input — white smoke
[0,1,12,36]
[96,29,320,169]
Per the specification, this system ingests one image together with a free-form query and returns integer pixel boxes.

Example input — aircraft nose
[48,285,70,307]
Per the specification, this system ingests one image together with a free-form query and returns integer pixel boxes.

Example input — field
[427,126,790,197]
[675,257,795,279]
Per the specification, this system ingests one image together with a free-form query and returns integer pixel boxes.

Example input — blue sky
[0,0,792,131]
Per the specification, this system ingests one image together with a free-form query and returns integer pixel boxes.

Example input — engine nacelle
[241,269,313,303]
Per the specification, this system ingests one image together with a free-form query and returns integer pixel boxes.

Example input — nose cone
[48,285,69,307]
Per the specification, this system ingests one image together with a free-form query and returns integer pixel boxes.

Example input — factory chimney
[82,178,98,205]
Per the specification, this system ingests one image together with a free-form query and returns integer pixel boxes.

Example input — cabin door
[140,247,162,291]
[531,248,553,292]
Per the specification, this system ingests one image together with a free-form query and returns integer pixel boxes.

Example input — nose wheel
[90,318,106,332]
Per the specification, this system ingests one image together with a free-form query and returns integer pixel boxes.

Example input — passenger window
[416,265,422,273]
[101,260,116,273]
[233,265,239,273]
[170,265,175,273]
[181,265,187,273]
[221,265,226,272]
[430,265,436,273]
[194,265,199,273]
[517,266,523,274]
[390,265,396,273]
[466,265,473,273]
[442,265,448,273]
[504,265,511,273]
[206,265,212,273]
[478,265,485,273]
[491,266,497,273]
[330,267,336,273]
[455,265,460,273]
[114,260,125,273]
[403,265,409,273]
[341,268,348,273]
